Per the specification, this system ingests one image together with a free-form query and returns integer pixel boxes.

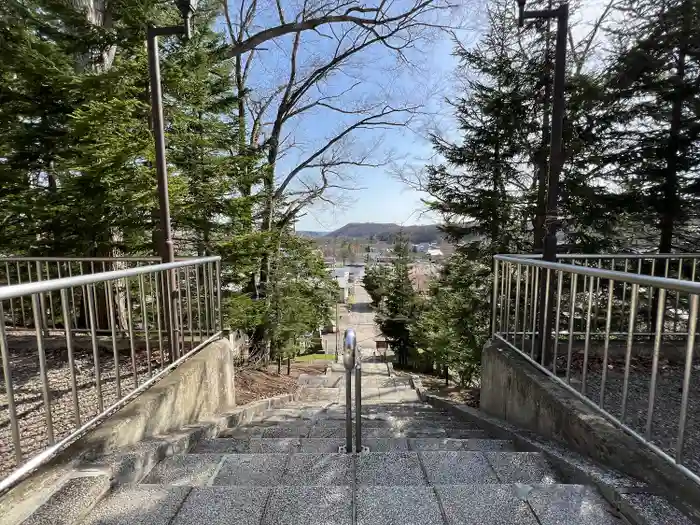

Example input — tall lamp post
[147,0,198,359]
[517,0,568,363]
[148,0,198,264]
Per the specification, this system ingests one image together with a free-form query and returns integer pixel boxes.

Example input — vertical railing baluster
[139,274,152,377]
[208,262,215,336]
[677,294,698,464]
[581,275,594,396]
[176,267,185,353]
[540,269,551,365]
[514,265,521,348]
[106,278,121,400]
[0,303,22,463]
[16,262,26,328]
[491,259,500,335]
[646,288,666,440]
[125,277,138,387]
[499,261,507,333]
[553,270,563,374]
[216,259,222,333]
[195,266,203,344]
[186,266,193,345]
[155,271,165,368]
[621,284,639,422]
[674,259,683,334]
[5,262,15,327]
[522,265,530,350]
[504,263,512,341]
[86,283,103,413]
[32,294,54,445]
[566,273,578,384]
[45,262,56,330]
[599,278,615,408]
[531,268,539,358]
[203,263,211,337]
[60,289,81,427]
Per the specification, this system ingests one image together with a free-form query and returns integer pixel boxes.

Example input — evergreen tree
[425,1,534,259]
[376,238,421,367]
[412,253,489,385]
[604,0,700,253]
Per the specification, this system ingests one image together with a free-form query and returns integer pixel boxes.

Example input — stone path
[80,358,623,524]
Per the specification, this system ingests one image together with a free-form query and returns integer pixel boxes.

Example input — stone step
[141,451,559,487]
[192,437,516,454]
[80,482,625,525]
[218,422,488,439]
[30,480,626,525]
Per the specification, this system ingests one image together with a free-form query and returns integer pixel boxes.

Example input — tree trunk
[652,3,688,330]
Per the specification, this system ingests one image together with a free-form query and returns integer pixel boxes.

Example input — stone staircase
[77,362,623,524]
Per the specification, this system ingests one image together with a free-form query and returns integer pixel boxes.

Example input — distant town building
[426,248,443,260]
[332,269,350,302]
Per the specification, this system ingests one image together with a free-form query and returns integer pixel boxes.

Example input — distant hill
[297,231,328,238]
[324,222,442,243]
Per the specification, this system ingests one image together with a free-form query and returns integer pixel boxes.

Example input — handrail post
[355,348,362,452]
[343,328,357,453]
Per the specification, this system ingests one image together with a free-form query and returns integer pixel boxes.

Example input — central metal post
[355,355,362,452]
[343,328,356,452]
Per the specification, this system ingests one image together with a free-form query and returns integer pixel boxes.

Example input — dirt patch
[232,362,327,406]
[395,371,480,408]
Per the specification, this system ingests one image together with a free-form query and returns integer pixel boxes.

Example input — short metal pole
[343,328,357,453]
[355,358,362,452]
[346,364,353,452]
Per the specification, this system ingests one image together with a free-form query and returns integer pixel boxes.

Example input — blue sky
[227,0,478,232]
[290,26,467,232]
[223,0,610,231]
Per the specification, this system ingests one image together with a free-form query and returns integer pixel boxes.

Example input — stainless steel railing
[493,254,700,485]
[0,257,160,332]
[0,256,223,491]
[503,253,700,282]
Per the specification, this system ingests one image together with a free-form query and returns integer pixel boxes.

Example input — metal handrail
[492,253,700,487]
[0,256,160,262]
[0,257,220,301]
[0,256,223,489]
[495,255,700,295]
[497,253,700,260]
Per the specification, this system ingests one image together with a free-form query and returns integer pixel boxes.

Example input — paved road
[322,284,382,358]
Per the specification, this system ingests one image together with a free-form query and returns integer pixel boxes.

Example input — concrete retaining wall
[480,339,700,521]
[84,337,237,453]
[0,336,240,523]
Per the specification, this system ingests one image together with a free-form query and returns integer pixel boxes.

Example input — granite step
[217,423,489,439]
[141,451,559,487]
[79,482,624,525]
[192,437,516,454]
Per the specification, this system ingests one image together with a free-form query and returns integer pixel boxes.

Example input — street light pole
[147,0,198,359]
[147,25,182,265]
[517,0,569,364]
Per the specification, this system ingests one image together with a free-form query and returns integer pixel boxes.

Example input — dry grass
[395,370,480,408]
[232,362,327,406]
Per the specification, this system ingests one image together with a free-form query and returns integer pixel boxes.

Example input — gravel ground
[0,332,202,479]
[561,348,700,474]
[0,336,325,480]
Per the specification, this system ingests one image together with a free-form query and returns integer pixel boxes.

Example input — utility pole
[335,302,340,362]
[517,0,569,364]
